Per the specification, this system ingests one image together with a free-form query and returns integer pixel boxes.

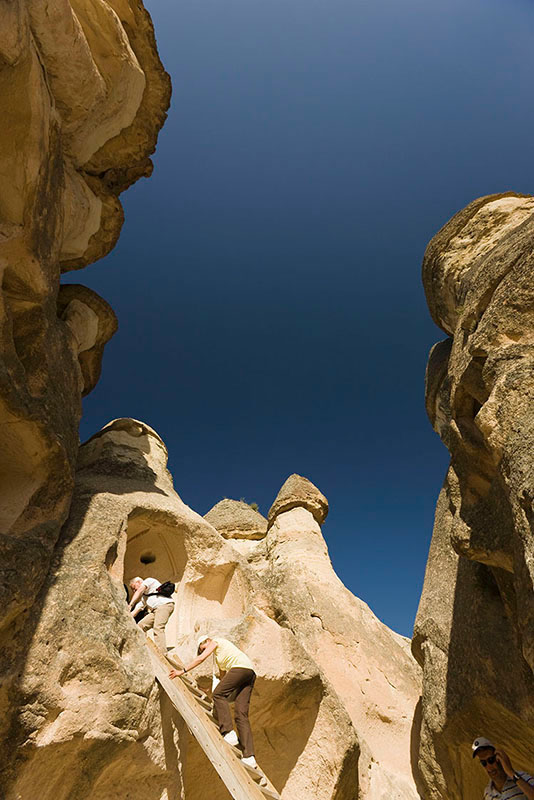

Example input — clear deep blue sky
[63,0,534,637]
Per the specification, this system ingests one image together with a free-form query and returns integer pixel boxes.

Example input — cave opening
[120,509,188,650]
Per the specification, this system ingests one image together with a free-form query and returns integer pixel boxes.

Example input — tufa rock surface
[267,473,329,527]
[263,481,421,800]
[2,420,187,799]
[3,421,364,800]
[4,417,423,800]
[0,0,170,661]
[0,4,425,796]
[414,192,534,799]
[204,499,268,540]
[203,475,422,799]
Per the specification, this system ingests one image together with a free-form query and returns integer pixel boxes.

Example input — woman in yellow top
[169,635,257,767]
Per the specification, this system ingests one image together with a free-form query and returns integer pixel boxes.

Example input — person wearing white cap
[169,635,257,768]
[472,737,534,799]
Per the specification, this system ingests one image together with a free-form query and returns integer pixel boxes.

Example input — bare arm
[169,640,217,678]
[129,583,146,613]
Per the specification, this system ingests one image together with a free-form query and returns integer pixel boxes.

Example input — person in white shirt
[169,635,257,768]
[128,577,174,653]
[472,737,534,800]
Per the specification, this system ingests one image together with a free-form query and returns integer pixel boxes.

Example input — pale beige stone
[4,420,423,799]
[2,421,362,800]
[261,492,422,800]
[0,5,170,791]
[267,473,329,527]
[0,4,426,796]
[205,499,268,540]
[0,0,170,649]
[415,192,534,799]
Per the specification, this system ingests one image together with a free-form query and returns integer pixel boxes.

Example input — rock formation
[0,0,170,793]
[205,499,268,541]
[1,4,425,798]
[414,193,534,798]
[201,474,423,799]
[262,476,421,799]
[4,415,423,798]
[0,0,170,663]
[4,421,355,798]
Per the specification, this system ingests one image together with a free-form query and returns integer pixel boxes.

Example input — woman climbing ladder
[169,635,257,768]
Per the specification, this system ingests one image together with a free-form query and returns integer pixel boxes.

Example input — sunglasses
[480,756,497,767]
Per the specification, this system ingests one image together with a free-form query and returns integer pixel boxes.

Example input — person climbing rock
[472,737,534,799]
[128,576,175,653]
[169,635,258,768]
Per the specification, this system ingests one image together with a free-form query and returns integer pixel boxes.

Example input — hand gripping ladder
[146,640,280,800]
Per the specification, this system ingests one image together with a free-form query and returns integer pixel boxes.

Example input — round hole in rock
[140,551,156,565]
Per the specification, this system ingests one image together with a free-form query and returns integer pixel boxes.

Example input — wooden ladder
[146,640,281,800]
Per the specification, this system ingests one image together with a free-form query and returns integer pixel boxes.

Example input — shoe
[223,731,239,747]
[241,756,257,769]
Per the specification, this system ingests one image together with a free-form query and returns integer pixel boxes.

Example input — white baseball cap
[197,635,210,648]
[472,737,495,758]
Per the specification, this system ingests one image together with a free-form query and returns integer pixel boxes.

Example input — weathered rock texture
[262,477,421,800]
[0,0,170,654]
[3,421,357,799]
[414,192,534,798]
[267,473,329,527]
[2,420,187,799]
[0,2,170,793]
[0,5,424,797]
[201,474,422,799]
[205,499,268,540]
[5,422,422,799]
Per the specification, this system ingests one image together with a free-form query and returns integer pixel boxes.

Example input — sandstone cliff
[414,193,534,798]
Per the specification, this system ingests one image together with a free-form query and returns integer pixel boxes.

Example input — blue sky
[64,0,534,636]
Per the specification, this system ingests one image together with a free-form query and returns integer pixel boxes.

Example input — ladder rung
[260,787,280,800]
[186,685,207,699]
[173,675,200,693]
[241,763,263,783]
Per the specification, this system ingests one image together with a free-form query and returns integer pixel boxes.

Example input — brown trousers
[213,667,256,758]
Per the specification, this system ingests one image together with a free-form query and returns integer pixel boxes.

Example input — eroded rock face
[263,481,421,800]
[0,0,171,270]
[204,499,268,540]
[267,473,329,527]
[4,421,363,800]
[414,193,534,798]
[0,0,170,652]
[200,477,422,799]
[2,420,187,799]
[6,419,422,799]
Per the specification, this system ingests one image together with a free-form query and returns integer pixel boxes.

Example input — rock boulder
[205,499,268,540]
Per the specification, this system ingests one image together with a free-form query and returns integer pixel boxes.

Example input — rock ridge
[414,191,534,799]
